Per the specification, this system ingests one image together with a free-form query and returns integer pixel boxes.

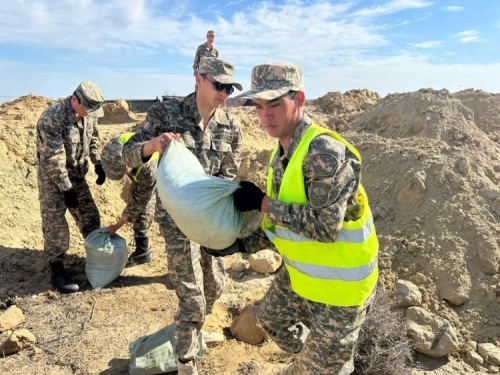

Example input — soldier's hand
[233,181,265,212]
[95,164,106,185]
[203,239,246,257]
[153,132,180,154]
[63,189,78,208]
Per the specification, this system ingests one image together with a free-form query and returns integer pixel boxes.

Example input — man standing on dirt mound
[36,80,107,294]
[122,57,243,375]
[100,133,158,267]
[211,63,379,374]
[192,30,219,77]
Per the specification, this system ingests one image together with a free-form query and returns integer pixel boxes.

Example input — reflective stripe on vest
[262,123,378,307]
[264,213,374,244]
[282,254,378,282]
[118,132,159,182]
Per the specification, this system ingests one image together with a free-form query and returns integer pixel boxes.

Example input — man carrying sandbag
[100,133,158,267]
[122,57,243,375]
[208,63,379,375]
[36,80,107,294]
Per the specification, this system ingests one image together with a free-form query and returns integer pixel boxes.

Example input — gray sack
[129,323,207,375]
[156,140,242,250]
[84,228,128,289]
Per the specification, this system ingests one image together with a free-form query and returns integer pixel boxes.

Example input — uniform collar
[270,113,313,170]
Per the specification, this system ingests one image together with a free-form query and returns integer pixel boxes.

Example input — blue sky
[1,0,499,104]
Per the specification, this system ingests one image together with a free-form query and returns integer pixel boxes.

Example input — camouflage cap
[199,57,242,91]
[235,63,303,100]
[207,30,215,36]
[101,136,126,181]
[75,80,105,118]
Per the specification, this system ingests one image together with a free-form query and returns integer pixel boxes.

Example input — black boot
[126,237,153,268]
[50,261,79,293]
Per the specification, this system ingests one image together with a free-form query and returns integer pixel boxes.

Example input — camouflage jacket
[193,43,219,71]
[36,97,101,192]
[242,113,362,253]
[122,92,242,223]
[123,161,157,223]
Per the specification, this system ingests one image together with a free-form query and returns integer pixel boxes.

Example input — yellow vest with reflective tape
[118,132,159,183]
[262,123,378,307]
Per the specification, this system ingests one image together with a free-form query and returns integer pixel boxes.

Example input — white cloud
[353,0,433,17]
[443,6,464,12]
[453,30,481,43]
[410,40,444,48]
[0,0,498,103]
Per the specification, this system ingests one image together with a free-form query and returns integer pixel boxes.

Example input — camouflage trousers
[130,189,155,239]
[257,266,374,375]
[38,172,100,262]
[159,220,225,362]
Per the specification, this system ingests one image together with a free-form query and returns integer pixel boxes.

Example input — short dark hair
[287,90,298,99]
[73,91,81,104]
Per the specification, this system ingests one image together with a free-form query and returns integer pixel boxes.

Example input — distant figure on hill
[36,80,107,294]
[192,30,219,76]
[100,132,158,267]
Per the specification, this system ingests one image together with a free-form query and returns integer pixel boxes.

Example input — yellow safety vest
[118,132,159,183]
[262,123,378,307]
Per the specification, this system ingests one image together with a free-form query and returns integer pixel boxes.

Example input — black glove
[64,189,78,208]
[203,239,246,257]
[95,164,106,185]
[233,181,265,212]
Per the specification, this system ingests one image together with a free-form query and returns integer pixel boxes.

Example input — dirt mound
[0,94,56,125]
[453,89,500,141]
[345,88,500,344]
[314,89,380,131]
[101,99,143,124]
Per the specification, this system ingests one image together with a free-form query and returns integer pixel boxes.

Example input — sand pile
[313,89,380,131]
[101,99,143,124]
[347,88,500,344]
[453,89,500,141]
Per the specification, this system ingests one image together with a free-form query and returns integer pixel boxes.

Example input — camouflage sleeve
[215,47,219,58]
[217,119,242,181]
[89,118,101,165]
[266,135,359,243]
[123,162,157,222]
[122,103,171,168]
[241,228,275,254]
[193,46,201,70]
[36,115,72,191]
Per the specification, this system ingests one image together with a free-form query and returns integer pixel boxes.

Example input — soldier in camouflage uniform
[36,80,107,294]
[207,63,378,375]
[192,30,219,76]
[122,57,242,375]
[100,134,157,267]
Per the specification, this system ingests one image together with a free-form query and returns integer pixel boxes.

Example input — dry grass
[354,291,414,375]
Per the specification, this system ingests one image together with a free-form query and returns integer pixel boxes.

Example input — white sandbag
[129,323,206,375]
[84,228,128,289]
[157,140,242,250]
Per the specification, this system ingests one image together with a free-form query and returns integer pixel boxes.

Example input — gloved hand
[203,239,245,257]
[95,164,106,185]
[233,181,265,212]
[64,189,78,208]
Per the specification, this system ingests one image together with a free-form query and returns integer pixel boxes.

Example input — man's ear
[296,91,306,107]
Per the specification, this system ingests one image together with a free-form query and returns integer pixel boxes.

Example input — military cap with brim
[101,136,127,181]
[199,57,243,91]
[235,62,303,100]
[207,30,215,36]
[75,80,105,118]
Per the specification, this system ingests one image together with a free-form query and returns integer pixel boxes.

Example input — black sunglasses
[205,77,234,95]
